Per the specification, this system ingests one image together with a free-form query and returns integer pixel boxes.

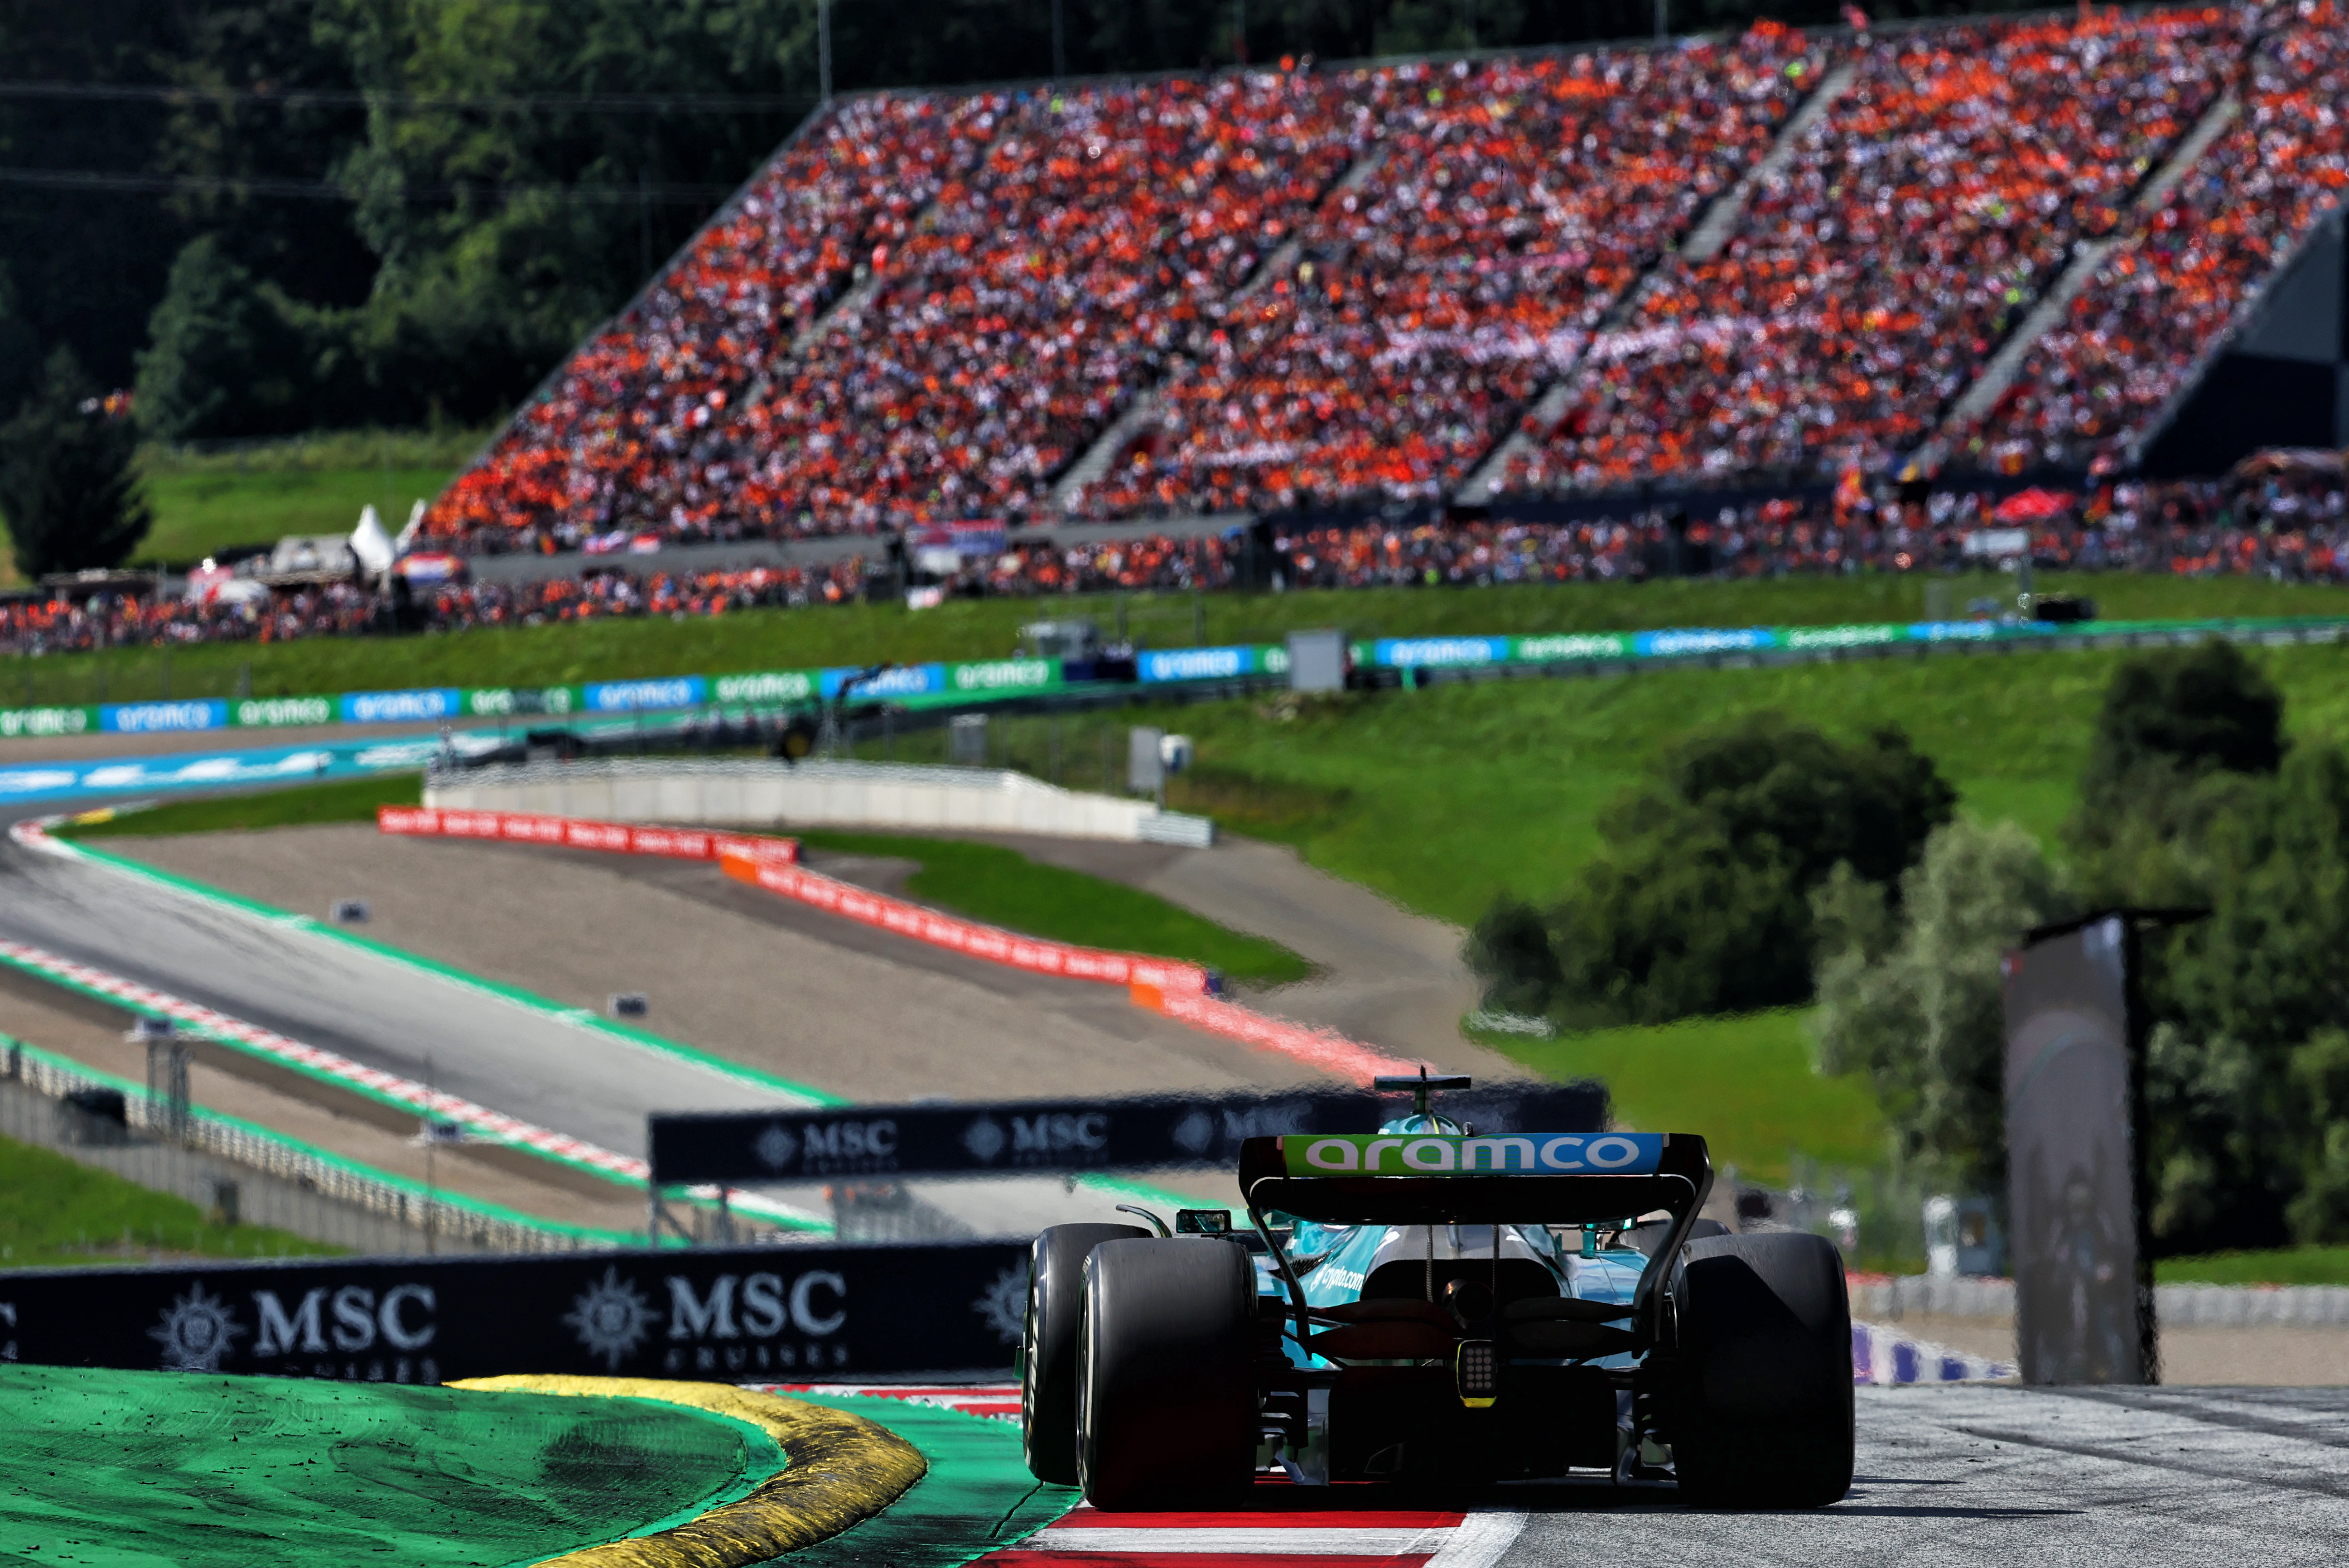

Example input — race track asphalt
[1495,1385,2349,1565]
[0,813,1223,1236]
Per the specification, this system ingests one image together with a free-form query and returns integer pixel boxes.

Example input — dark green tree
[0,347,152,576]
[1469,715,1957,1026]
[136,236,317,439]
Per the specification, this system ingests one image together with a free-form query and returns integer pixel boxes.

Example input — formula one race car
[1020,1074,1852,1509]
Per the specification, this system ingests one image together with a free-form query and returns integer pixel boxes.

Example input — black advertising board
[2003,914,2152,1384]
[0,1240,1029,1385]
[648,1084,1609,1186]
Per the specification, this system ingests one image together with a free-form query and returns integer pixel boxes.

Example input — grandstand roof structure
[424,2,2349,554]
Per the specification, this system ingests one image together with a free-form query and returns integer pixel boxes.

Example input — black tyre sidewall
[1668,1231,1856,1508]
[1022,1222,1146,1484]
[1076,1237,1258,1510]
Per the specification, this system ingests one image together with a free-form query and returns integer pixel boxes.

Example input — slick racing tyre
[1667,1231,1855,1508]
[1023,1223,1148,1484]
[1076,1237,1258,1510]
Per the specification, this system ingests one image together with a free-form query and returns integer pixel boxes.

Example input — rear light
[1456,1339,1497,1407]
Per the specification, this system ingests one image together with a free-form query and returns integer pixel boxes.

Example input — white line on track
[1027,1527,1452,1553]
[1423,1512,1525,1568]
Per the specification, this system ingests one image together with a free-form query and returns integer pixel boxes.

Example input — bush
[135,237,323,441]
[1468,715,1956,1026]
[0,347,150,577]
[2074,638,2284,852]
[1812,819,2073,1193]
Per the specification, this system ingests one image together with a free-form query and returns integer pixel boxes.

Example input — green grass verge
[55,772,424,839]
[1473,1009,1887,1189]
[0,1364,767,1566]
[0,1132,338,1267]
[2153,1245,2349,1285]
[135,465,458,569]
[1087,637,2349,926]
[4,568,2344,709]
[795,829,1313,985]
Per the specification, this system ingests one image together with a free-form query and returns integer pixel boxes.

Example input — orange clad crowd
[1953,0,2349,472]
[414,5,2342,555]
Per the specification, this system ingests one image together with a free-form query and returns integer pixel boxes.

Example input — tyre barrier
[450,1378,926,1568]
[717,848,1213,995]
[1851,1321,2015,1385]
[378,805,801,867]
[715,849,1424,1083]
[372,804,1420,1082]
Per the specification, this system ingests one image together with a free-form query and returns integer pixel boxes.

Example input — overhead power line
[0,79,818,115]
[0,167,739,204]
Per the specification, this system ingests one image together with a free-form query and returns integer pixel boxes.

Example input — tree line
[1468,640,2349,1258]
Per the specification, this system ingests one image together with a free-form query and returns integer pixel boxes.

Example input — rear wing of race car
[1237,1130,1714,1347]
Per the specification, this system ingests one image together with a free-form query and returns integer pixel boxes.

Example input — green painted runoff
[0,1365,772,1567]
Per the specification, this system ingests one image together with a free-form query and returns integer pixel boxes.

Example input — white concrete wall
[426,759,1215,847]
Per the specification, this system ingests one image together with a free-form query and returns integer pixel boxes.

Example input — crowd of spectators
[13,472,2349,661]
[1070,24,1821,518]
[1508,7,2242,495]
[693,68,1370,534]
[1950,0,2349,473]
[427,92,1008,549]
[409,9,2341,553]
[0,563,868,658]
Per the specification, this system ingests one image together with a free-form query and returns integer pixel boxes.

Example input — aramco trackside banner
[0,1240,1029,1384]
[4,615,2338,744]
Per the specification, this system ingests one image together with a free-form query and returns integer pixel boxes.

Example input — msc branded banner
[0,1239,1030,1383]
[648,1084,1608,1185]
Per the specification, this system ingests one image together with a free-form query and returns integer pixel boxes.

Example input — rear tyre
[1667,1232,1855,1508]
[1022,1222,1146,1484]
[1076,1237,1258,1510]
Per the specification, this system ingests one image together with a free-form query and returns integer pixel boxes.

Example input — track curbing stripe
[453,1377,926,1568]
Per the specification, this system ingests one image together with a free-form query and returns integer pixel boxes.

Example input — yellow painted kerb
[453,1375,927,1568]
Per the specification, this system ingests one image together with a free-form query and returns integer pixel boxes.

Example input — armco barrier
[718,849,1211,995]
[374,803,1412,1084]
[10,614,2349,746]
[378,805,801,867]
[1147,986,1417,1086]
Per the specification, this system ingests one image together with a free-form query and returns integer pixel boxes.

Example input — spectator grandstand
[407,5,2341,553]
[1949,0,2349,473]
[1507,6,2243,494]
[1069,24,1821,517]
